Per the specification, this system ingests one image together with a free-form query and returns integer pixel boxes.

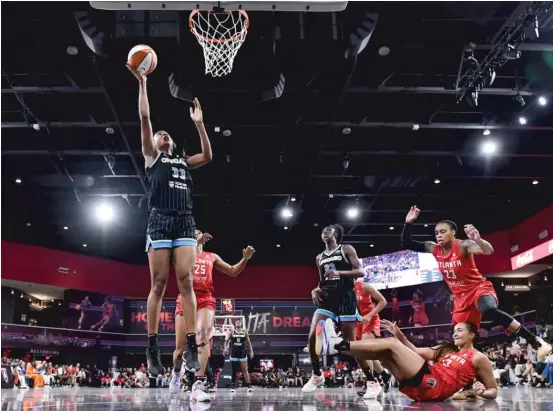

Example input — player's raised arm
[127,65,156,164]
[460,224,494,256]
[401,206,436,253]
[213,246,256,277]
[185,98,213,169]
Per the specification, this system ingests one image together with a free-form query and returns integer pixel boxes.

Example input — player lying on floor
[316,319,497,402]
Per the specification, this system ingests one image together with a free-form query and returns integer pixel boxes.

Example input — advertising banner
[510,239,553,270]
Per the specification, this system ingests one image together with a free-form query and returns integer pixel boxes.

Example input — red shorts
[452,281,497,327]
[413,312,429,327]
[356,315,381,340]
[399,366,456,402]
[175,294,216,316]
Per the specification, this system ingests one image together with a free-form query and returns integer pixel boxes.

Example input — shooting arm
[137,80,156,160]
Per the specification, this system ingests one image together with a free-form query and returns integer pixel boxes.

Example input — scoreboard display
[220,299,235,313]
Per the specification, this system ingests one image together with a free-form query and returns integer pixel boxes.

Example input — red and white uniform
[354,281,381,339]
[102,303,114,320]
[175,251,217,316]
[411,299,429,327]
[400,349,477,401]
[392,296,400,313]
[432,239,497,326]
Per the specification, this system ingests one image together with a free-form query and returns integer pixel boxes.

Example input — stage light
[538,96,547,106]
[276,244,281,248]
[11,290,14,295]
[63,226,68,230]
[389,226,394,231]
[518,116,527,125]
[26,223,31,227]
[83,244,88,247]
[434,179,441,184]
[501,281,504,287]
[532,180,539,185]
[370,244,374,248]
[284,227,288,230]
[290,197,296,202]
[481,140,498,155]
[424,224,429,227]
[96,204,114,223]
[483,129,490,136]
[15,178,22,184]
[346,206,360,220]
[280,207,293,219]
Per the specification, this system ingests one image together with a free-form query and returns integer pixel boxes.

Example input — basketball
[127,44,158,75]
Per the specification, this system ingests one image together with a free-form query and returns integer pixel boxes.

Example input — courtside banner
[511,239,553,270]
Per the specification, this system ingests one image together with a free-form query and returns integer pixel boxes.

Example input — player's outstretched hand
[464,224,481,242]
[126,64,146,84]
[381,320,401,338]
[243,246,256,260]
[198,232,213,245]
[405,205,420,223]
[189,98,203,124]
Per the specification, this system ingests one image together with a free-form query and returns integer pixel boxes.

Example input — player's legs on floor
[174,245,199,372]
[146,247,171,376]
[476,294,552,359]
[230,361,239,393]
[240,361,253,392]
[170,313,186,394]
[196,307,215,378]
[302,312,333,392]
[318,318,426,382]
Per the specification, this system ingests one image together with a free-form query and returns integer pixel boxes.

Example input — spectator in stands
[294,366,304,387]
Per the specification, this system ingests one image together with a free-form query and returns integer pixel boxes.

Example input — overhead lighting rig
[456,2,551,104]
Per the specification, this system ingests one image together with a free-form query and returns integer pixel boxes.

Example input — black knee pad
[477,295,513,329]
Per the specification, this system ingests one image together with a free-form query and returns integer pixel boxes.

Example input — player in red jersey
[390,289,401,325]
[409,290,429,327]
[317,318,497,401]
[400,206,551,362]
[91,296,119,332]
[170,229,255,399]
[353,279,391,399]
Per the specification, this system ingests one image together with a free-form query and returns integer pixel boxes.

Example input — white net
[213,314,246,337]
[189,10,249,77]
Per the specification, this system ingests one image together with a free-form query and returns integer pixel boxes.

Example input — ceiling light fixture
[346,206,360,220]
[483,129,491,136]
[518,116,527,125]
[284,227,288,230]
[389,226,394,231]
[96,204,114,223]
[63,226,68,230]
[290,197,296,202]
[538,96,547,106]
[280,207,293,219]
[532,180,539,185]
[370,244,374,248]
[481,140,498,155]
[15,178,22,184]
[83,244,88,247]
[276,244,281,248]
[434,179,441,184]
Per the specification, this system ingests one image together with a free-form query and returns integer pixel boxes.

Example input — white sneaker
[169,371,181,394]
[315,318,341,356]
[230,387,236,394]
[301,374,325,393]
[247,386,253,393]
[190,380,211,402]
[363,381,382,399]
[537,337,552,361]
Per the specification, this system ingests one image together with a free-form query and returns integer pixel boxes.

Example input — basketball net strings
[191,12,248,77]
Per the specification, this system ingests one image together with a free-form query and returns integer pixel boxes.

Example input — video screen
[362,250,443,290]
[298,354,311,365]
[260,359,274,370]
[65,290,125,332]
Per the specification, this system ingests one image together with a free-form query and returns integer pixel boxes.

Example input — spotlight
[481,140,497,155]
[523,16,539,40]
[532,180,539,185]
[434,179,441,184]
[346,207,360,220]
[342,127,352,135]
[389,226,394,231]
[378,46,391,56]
[284,227,288,230]
[83,244,88,247]
[424,224,429,227]
[290,197,296,202]
[503,44,521,60]
[26,223,31,227]
[501,281,504,287]
[32,123,40,131]
[96,204,114,223]
[223,129,232,137]
[105,127,114,135]
[280,207,293,219]
[276,244,281,248]
[370,244,374,248]
[15,178,22,184]
[214,126,221,133]
[66,45,79,55]
[545,275,548,281]
[519,117,527,125]
[20,294,23,298]
[538,96,547,106]
[483,129,490,136]
[11,290,14,294]
[63,226,69,230]
[514,94,526,107]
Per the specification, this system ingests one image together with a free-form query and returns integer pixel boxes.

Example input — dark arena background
[1,1,553,410]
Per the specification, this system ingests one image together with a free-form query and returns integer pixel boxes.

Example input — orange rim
[189,9,249,44]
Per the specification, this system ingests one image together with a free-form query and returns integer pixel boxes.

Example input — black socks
[515,325,539,349]
[148,334,158,348]
[335,339,350,352]
[187,333,197,350]
[312,359,322,376]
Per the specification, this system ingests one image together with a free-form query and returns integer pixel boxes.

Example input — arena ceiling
[2,2,553,267]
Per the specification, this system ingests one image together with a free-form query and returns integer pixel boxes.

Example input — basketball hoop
[189,9,249,77]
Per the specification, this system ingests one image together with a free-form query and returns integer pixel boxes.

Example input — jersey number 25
[194,264,206,275]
